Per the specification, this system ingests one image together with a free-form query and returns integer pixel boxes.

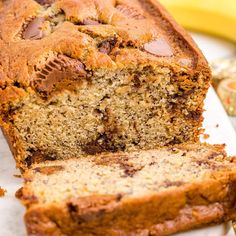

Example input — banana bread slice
[0,0,211,170]
[17,144,236,236]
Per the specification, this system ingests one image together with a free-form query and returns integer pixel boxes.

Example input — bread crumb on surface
[203,134,210,140]
[13,174,22,178]
[0,187,7,197]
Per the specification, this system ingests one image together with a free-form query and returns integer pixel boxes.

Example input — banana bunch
[159,0,236,43]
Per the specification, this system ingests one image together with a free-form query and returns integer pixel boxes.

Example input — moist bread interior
[12,65,206,166]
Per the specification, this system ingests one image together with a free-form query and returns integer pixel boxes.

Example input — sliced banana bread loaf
[0,0,211,170]
[18,144,236,236]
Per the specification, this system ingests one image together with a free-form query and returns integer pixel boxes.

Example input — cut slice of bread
[17,143,236,236]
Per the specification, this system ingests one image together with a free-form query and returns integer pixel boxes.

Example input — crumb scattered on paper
[14,174,21,178]
[203,134,210,140]
[0,187,6,197]
[216,124,219,128]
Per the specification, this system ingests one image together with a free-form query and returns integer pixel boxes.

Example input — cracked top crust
[0,0,210,107]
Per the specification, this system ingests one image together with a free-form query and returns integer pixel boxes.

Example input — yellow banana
[159,0,236,43]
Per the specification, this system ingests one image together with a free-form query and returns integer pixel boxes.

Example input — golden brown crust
[21,176,236,236]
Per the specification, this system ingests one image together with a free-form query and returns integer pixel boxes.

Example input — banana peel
[159,0,236,43]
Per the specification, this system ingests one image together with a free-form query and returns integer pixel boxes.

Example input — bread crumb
[14,174,22,178]
[0,187,7,197]
[203,134,210,140]
[215,124,219,128]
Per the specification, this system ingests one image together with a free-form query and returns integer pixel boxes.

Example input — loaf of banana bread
[0,0,211,170]
[17,143,236,236]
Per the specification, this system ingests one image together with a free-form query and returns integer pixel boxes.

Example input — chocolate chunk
[116,4,145,20]
[181,152,187,157]
[23,17,45,40]
[98,37,117,54]
[82,19,101,25]
[82,141,106,155]
[67,202,78,213]
[149,161,156,166]
[168,137,181,145]
[35,0,55,5]
[81,134,119,155]
[33,55,87,97]
[68,200,109,223]
[24,150,57,167]
[33,166,64,175]
[13,81,21,88]
[116,193,123,202]
[144,38,173,57]
[132,74,141,89]
[185,110,201,121]
[94,153,142,177]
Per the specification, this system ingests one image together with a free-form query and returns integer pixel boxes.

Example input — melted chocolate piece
[81,134,119,155]
[35,0,55,5]
[144,38,173,57]
[116,4,145,20]
[94,154,143,178]
[98,37,117,54]
[33,55,87,97]
[185,110,201,121]
[24,150,57,167]
[23,17,45,40]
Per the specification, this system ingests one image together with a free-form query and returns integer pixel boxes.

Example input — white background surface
[0,33,236,236]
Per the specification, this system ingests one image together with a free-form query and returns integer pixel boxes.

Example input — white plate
[0,34,236,236]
